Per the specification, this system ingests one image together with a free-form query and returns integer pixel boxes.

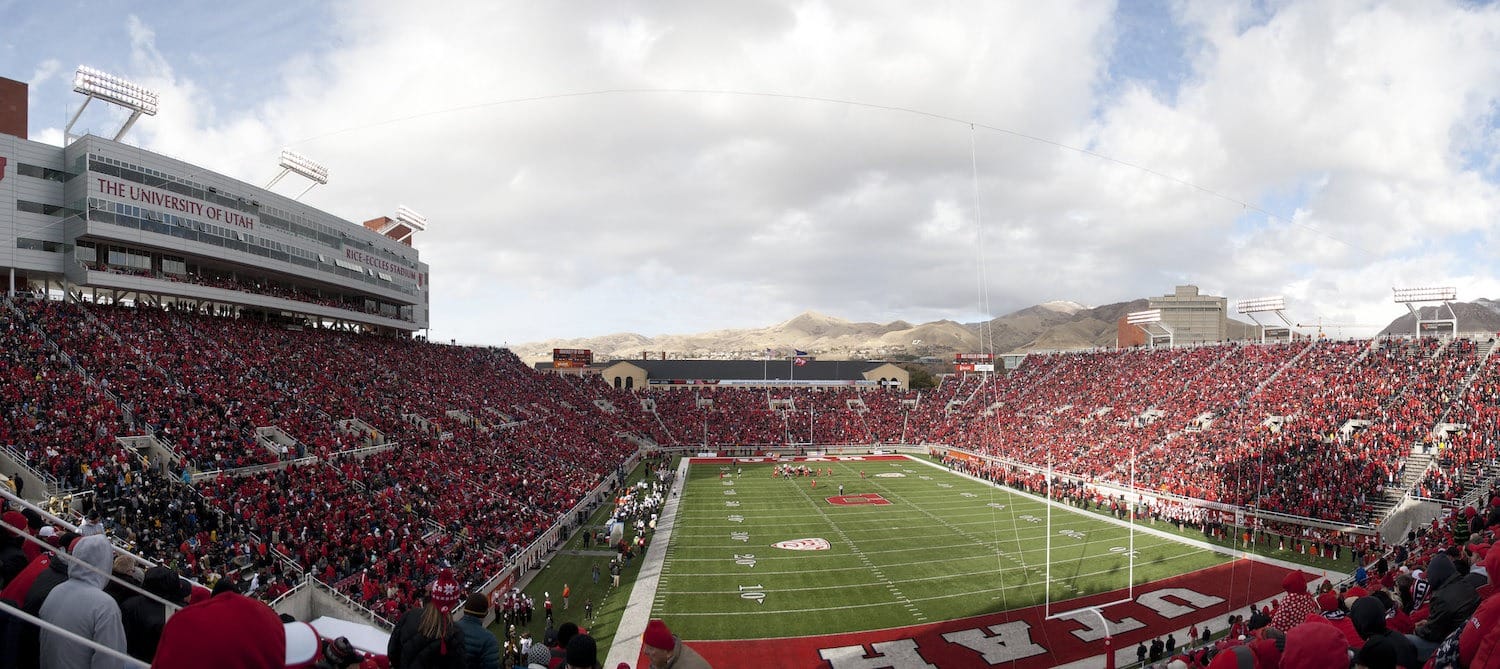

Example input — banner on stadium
[92,174,259,230]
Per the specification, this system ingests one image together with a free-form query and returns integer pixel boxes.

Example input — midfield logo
[772,538,831,551]
[826,493,891,506]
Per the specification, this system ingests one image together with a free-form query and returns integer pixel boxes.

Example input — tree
[900,364,938,390]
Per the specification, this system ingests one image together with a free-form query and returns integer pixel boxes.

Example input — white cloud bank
[29,0,1500,343]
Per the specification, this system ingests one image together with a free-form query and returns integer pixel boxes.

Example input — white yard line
[656,546,1214,599]
[612,454,1346,663]
[783,467,930,623]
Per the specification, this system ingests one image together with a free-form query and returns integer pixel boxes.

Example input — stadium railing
[190,455,319,482]
[327,441,400,460]
[308,575,394,630]
[0,444,66,494]
[475,449,645,604]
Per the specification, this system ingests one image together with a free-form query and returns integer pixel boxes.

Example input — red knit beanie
[643,619,675,651]
[1282,570,1308,594]
[430,569,461,614]
[151,592,284,669]
[1281,621,1349,669]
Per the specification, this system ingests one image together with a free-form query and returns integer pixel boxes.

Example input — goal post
[1042,442,1138,622]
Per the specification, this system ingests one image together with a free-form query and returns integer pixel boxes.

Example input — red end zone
[667,560,1307,669]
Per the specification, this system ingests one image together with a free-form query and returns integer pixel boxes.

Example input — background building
[543,358,910,391]
[1148,285,1228,344]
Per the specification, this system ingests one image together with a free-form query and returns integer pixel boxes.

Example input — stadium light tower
[265,149,330,200]
[1236,295,1295,344]
[1393,286,1458,338]
[65,66,159,142]
[1126,309,1173,348]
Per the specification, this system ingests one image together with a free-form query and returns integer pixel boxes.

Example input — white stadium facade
[0,74,429,334]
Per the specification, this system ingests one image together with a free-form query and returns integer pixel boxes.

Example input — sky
[5,0,1500,345]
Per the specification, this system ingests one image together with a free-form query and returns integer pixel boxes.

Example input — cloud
[29,59,61,88]
[20,1,1500,344]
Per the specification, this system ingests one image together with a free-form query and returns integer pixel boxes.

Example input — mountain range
[510,299,1152,363]
[511,299,1500,364]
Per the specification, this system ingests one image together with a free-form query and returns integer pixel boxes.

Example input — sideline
[603,459,689,668]
[909,455,1353,669]
[907,455,1351,581]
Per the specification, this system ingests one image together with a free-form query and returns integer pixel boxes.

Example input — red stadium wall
[1117,317,1147,348]
[0,76,27,139]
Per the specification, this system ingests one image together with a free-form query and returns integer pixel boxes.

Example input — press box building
[0,75,428,334]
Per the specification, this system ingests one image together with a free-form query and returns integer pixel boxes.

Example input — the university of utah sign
[679,560,1305,669]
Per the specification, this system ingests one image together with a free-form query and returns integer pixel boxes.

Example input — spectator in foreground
[1410,553,1478,662]
[564,634,599,669]
[641,619,711,669]
[1,510,28,586]
[525,642,552,669]
[38,534,127,669]
[389,568,467,668]
[458,593,499,669]
[151,591,283,668]
[1350,595,1417,669]
[1271,571,1317,632]
[1279,621,1349,669]
[121,566,189,662]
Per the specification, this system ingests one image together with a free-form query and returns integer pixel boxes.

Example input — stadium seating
[7,293,1500,617]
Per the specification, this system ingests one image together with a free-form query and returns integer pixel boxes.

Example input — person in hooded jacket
[0,528,76,669]
[1410,553,1480,661]
[120,566,189,662]
[1351,595,1418,669]
[37,534,128,669]
[1272,571,1319,631]
[16,533,81,669]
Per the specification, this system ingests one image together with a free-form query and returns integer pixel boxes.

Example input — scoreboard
[954,353,995,372]
[553,348,594,368]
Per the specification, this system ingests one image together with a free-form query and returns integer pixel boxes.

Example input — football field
[651,455,1226,640]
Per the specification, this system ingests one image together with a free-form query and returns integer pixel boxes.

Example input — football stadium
[3,62,1500,669]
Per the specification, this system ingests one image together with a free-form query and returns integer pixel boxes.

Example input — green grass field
[652,456,1226,640]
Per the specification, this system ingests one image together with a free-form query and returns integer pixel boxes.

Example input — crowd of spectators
[10,292,1500,663]
[0,308,129,491]
[1,296,636,624]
